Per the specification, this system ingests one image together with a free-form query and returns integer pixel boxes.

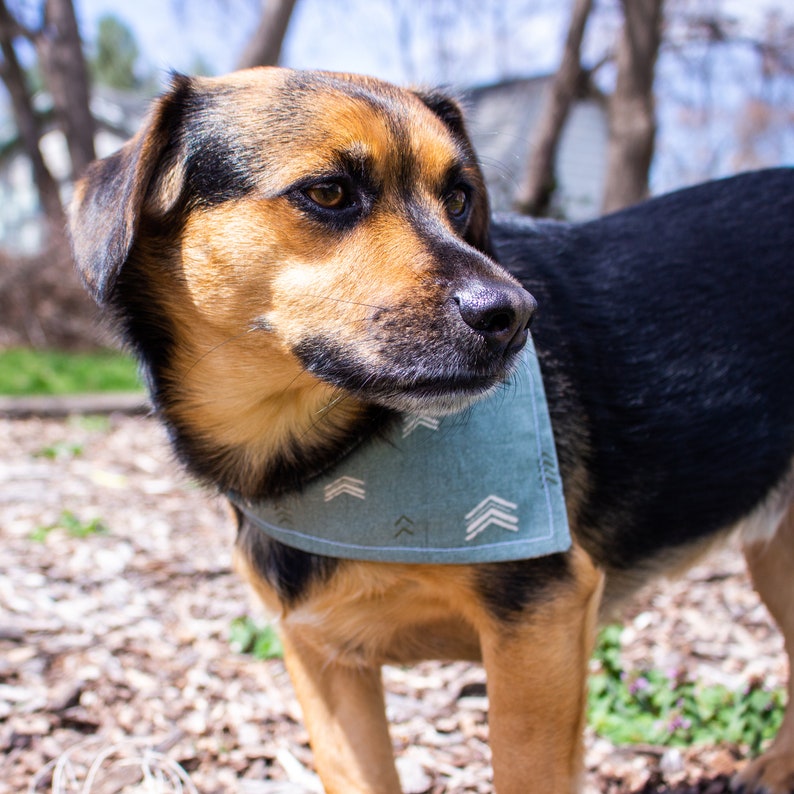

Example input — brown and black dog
[68,67,794,793]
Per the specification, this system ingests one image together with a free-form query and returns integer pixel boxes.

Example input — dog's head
[69,68,536,495]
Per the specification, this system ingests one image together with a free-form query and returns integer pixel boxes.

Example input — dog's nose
[454,280,537,355]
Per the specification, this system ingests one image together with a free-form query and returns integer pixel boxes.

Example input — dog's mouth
[293,335,523,416]
[381,373,508,416]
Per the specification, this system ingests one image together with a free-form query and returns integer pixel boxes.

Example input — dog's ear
[413,89,493,257]
[68,75,193,305]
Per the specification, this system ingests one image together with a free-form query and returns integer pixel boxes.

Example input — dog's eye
[445,187,469,219]
[304,182,348,209]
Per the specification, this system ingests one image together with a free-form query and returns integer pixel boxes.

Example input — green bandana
[233,339,571,564]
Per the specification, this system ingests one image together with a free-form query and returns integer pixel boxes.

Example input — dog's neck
[151,336,391,500]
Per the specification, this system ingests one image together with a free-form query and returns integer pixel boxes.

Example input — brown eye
[445,187,468,218]
[305,182,347,209]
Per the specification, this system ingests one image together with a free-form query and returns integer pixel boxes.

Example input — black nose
[454,280,537,355]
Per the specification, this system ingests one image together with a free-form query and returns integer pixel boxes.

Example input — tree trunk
[601,0,663,214]
[514,0,593,216]
[236,0,298,69]
[0,2,65,236]
[36,0,95,178]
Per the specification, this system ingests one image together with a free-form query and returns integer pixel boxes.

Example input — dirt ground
[0,412,787,793]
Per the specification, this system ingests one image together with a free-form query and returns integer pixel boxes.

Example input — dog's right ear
[69,75,193,305]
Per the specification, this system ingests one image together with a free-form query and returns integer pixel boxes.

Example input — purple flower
[629,676,650,695]
[668,715,692,732]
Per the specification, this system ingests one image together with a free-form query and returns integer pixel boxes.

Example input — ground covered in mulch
[1,413,787,793]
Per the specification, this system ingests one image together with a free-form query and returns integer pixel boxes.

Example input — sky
[72,0,794,89]
[74,0,568,88]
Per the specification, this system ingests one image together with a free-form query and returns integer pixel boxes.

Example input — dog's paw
[732,748,794,794]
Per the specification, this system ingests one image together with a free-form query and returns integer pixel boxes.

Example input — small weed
[35,440,85,460]
[31,510,109,542]
[229,616,283,660]
[588,625,785,753]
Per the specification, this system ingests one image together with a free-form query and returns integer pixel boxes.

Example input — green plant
[31,510,109,542]
[229,616,284,660]
[0,349,141,396]
[588,625,785,753]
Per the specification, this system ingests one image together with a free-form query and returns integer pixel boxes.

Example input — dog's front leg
[279,626,402,794]
[736,505,794,794]
[480,548,604,794]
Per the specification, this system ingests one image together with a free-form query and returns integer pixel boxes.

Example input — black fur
[236,507,340,605]
[413,87,493,255]
[495,168,794,575]
[476,554,573,622]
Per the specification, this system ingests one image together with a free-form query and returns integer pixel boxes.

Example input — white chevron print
[402,414,441,437]
[324,476,366,501]
[465,495,519,541]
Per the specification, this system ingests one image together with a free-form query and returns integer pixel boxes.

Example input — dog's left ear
[68,75,194,305]
[413,89,493,257]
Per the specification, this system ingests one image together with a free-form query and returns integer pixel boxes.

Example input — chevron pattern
[323,476,366,502]
[464,495,519,541]
[538,450,560,485]
[402,414,441,437]
[393,515,415,537]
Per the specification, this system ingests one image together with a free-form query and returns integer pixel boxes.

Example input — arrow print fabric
[324,476,366,502]
[464,496,520,541]
[232,339,571,563]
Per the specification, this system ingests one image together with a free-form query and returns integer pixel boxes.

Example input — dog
[68,67,794,793]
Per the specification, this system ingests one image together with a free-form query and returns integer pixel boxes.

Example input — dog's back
[493,168,794,603]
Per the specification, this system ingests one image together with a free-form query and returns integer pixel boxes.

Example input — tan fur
[738,507,794,793]
[482,547,603,794]
[154,201,362,462]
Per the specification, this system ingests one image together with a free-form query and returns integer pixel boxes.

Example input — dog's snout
[454,281,537,355]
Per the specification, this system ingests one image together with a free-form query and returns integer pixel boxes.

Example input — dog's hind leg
[279,627,401,794]
[735,503,794,794]
[479,546,604,794]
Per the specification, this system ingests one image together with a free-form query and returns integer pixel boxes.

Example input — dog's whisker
[303,293,389,312]
[177,331,252,387]
[315,392,348,416]
[295,391,359,444]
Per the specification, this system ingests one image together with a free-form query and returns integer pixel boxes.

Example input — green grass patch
[0,348,141,396]
[588,624,785,753]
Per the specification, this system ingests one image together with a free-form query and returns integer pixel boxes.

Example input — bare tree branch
[0,0,65,235]
[601,0,663,214]
[236,0,298,69]
[35,0,95,178]
[514,0,593,216]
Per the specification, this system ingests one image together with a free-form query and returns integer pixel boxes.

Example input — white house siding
[464,77,608,221]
